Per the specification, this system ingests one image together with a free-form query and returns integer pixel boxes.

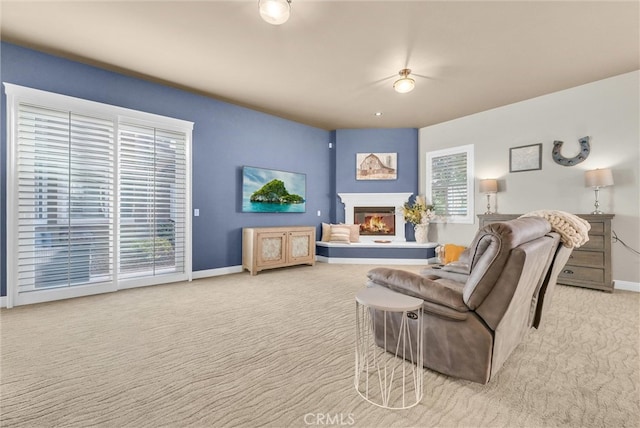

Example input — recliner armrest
[420,263,470,283]
[367,267,468,313]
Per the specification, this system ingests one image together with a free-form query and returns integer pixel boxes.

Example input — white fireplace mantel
[338,192,412,242]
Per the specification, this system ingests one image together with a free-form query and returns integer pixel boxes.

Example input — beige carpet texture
[1,263,639,427]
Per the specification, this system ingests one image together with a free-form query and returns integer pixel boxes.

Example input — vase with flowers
[401,195,435,244]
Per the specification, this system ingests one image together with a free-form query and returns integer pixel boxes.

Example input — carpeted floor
[1,263,638,427]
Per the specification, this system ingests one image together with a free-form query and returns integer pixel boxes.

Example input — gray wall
[419,71,640,284]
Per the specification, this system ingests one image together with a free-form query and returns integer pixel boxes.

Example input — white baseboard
[192,265,243,279]
[2,271,634,308]
[316,256,428,265]
[614,280,640,293]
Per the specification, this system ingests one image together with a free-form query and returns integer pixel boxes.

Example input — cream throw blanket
[519,210,591,248]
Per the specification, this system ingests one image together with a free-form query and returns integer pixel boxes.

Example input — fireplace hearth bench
[316,241,437,265]
[323,192,438,264]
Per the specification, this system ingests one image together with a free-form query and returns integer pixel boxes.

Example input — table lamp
[584,168,614,214]
[479,179,498,214]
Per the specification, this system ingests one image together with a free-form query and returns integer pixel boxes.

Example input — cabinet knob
[562,269,574,275]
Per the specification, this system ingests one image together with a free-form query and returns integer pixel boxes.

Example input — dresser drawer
[477,213,613,292]
[559,265,604,284]
[581,235,604,250]
[568,250,604,267]
[589,222,604,234]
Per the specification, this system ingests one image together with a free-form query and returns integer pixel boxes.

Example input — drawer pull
[562,269,574,275]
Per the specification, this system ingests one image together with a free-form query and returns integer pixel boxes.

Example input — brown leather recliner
[366,217,568,384]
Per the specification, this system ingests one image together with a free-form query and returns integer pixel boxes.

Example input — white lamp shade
[585,168,614,188]
[479,179,498,193]
[393,77,415,93]
[259,0,291,25]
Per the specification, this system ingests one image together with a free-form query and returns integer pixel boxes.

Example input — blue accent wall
[334,128,419,238]
[0,42,420,298]
[0,42,334,295]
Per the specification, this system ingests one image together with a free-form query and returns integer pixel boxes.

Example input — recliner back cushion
[463,217,551,309]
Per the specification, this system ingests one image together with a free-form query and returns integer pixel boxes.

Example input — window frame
[425,144,475,224]
[4,82,193,307]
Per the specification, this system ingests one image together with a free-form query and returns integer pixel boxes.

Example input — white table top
[356,286,424,311]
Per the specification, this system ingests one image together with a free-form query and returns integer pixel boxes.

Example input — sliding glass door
[118,124,187,285]
[15,104,115,300]
[5,83,192,307]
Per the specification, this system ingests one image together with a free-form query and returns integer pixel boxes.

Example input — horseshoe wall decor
[552,136,590,166]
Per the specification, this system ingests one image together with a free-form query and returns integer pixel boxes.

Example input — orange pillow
[443,244,466,264]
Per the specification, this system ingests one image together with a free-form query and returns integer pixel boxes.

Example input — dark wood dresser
[477,213,614,292]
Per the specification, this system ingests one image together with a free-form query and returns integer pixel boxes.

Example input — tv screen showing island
[242,166,306,213]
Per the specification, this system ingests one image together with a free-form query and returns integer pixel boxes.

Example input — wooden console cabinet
[477,214,614,292]
[242,226,316,275]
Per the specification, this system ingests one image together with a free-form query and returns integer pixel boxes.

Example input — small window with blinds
[5,83,192,307]
[426,145,474,224]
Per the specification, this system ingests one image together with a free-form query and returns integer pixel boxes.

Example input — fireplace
[338,192,411,242]
[354,207,395,236]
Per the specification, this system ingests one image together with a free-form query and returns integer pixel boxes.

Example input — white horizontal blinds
[155,129,187,274]
[119,123,187,278]
[119,123,155,277]
[430,151,468,217]
[17,104,70,291]
[16,103,114,291]
[69,113,114,286]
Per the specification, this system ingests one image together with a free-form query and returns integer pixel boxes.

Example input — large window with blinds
[4,83,192,307]
[426,144,474,224]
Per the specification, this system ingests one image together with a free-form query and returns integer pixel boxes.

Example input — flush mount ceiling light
[259,0,292,25]
[393,69,415,93]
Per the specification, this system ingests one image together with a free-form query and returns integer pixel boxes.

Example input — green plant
[134,238,173,262]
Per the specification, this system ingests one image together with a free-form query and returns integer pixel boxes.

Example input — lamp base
[591,188,605,215]
[484,194,495,215]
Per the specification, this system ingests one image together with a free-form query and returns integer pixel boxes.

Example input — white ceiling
[1,0,638,130]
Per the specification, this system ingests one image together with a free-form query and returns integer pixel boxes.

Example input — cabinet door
[288,230,314,263]
[256,232,287,267]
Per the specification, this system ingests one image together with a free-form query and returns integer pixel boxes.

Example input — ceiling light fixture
[393,69,415,93]
[259,0,292,25]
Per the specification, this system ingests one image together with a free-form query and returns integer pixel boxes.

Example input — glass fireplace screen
[354,206,395,236]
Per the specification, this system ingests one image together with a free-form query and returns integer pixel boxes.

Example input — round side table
[354,286,424,409]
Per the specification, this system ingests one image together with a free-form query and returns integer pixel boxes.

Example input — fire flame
[364,215,390,233]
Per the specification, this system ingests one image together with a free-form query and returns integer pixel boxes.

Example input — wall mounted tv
[242,166,306,213]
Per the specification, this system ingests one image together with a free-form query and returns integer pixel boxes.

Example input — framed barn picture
[356,152,397,180]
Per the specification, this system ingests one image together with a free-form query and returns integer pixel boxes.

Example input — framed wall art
[242,166,306,213]
[509,143,542,173]
[356,152,397,180]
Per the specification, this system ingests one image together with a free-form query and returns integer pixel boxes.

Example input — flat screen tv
[242,166,306,213]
